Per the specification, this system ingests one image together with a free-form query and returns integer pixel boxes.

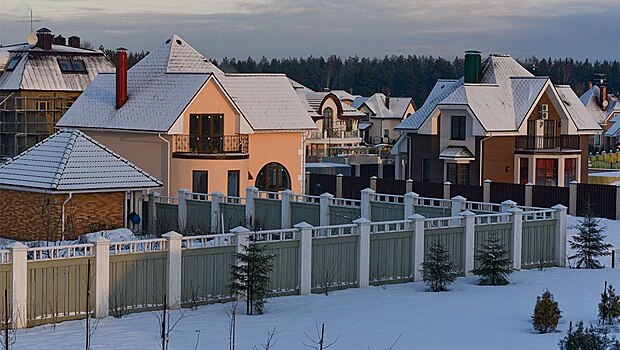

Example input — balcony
[515,135,580,151]
[172,134,249,158]
[308,128,360,140]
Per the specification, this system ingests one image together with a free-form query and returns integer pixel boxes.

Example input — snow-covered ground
[10,216,620,349]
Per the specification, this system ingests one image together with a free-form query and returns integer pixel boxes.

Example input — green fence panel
[254,199,281,230]
[27,257,92,326]
[425,227,465,275]
[415,206,450,218]
[329,206,361,225]
[291,202,320,226]
[311,236,358,292]
[371,202,404,222]
[0,264,10,317]
[221,203,246,232]
[264,241,300,294]
[155,203,178,233]
[370,231,412,283]
[474,223,513,269]
[521,219,557,269]
[186,200,212,233]
[181,246,235,307]
[109,252,167,316]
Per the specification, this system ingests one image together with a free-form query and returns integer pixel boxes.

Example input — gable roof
[396,79,461,130]
[294,87,366,119]
[0,129,162,192]
[580,85,620,124]
[358,93,413,119]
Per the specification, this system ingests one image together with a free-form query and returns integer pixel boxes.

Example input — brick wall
[0,189,125,241]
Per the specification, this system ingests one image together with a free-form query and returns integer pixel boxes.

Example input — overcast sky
[0,0,618,60]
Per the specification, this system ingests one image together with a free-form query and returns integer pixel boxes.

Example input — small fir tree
[229,238,276,315]
[471,232,514,286]
[420,241,459,292]
[569,203,612,269]
[532,289,562,334]
[558,321,620,350]
[599,282,620,325]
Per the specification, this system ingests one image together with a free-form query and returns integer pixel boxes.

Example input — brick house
[580,83,620,151]
[0,129,161,241]
[394,51,601,186]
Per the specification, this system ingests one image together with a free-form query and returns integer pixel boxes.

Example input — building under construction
[0,28,114,160]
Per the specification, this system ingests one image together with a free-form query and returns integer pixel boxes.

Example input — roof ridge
[52,130,79,190]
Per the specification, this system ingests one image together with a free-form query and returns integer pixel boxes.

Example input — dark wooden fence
[412,181,444,198]
[490,182,526,205]
[576,183,617,218]
[342,176,369,200]
[376,178,406,195]
[451,184,483,202]
[532,185,569,209]
[383,164,396,179]
[309,173,337,196]
[359,164,378,179]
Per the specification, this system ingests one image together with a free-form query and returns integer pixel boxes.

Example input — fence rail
[28,244,94,261]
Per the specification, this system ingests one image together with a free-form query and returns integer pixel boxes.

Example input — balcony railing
[172,134,249,154]
[308,128,359,140]
[515,135,580,151]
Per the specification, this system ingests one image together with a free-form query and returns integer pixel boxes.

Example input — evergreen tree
[420,241,459,292]
[471,232,514,286]
[559,321,620,350]
[599,283,620,325]
[229,238,276,315]
[569,203,612,269]
[532,289,562,334]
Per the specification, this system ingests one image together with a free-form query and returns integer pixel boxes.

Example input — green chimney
[464,50,482,84]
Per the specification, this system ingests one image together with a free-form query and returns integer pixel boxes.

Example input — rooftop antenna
[16,9,42,34]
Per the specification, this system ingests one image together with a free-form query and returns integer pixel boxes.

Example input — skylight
[6,57,20,71]
[58,58,87,73]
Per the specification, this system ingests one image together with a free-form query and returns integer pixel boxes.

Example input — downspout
[61,192,73,242]
[158,133,171,196]
[479,136,492,186]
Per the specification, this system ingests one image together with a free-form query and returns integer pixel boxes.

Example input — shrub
[558,321,620,350]
[568,202,611,269]
[471,232,514,286]
[420,240,459,292]
[532,289,561,334]
[599,283,620,325]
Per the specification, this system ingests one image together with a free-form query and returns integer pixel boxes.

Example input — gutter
[61,192,73,242]
[479,136,492,186]
[158,133,171,196]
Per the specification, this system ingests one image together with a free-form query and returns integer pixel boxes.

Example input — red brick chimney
[115,48,128,109]
[601,85,608,111]
[35,28,53,50]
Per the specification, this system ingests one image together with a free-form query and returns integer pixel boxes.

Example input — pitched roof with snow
[358,93,413,119]
[579,85,620,125]
[0,129,162,192]
[396,54,600,133]
[294,88,366,119]
[58,35,314,132]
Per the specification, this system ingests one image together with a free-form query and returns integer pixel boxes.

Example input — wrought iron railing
[172,134,249,154]
[515,135,580,150]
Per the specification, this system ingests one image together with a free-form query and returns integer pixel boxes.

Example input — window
[535,159,558,186]
[422,158,430,182]
[564,158,577,185]
[189,114,223,153]
[323,107,334,132]
[6,57,20,71]
[57,58,87,73]
[447,163,470,185]
[256,162,291,192]
[227,170,240,197]
[384,129,390,138]
[192,171,208,193]
[519,158,529,184]
[71,60,86,72]
[451,116,466,140]
[345,119,353,132]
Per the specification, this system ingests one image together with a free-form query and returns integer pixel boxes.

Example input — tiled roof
[0,129,162,192]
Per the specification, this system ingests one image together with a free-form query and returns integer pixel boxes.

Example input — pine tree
[599,282,620,325]
[471,232,514,286]
[569,203,612,269]
[532,289,562,334]
[229,238,276,315]
[420,241,459,292]
[559,321,620,350]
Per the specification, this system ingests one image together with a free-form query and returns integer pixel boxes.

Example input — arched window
[255,162,291,192]
[322,107,334,132]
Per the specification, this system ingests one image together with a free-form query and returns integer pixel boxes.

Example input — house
[292,82,366,159]
[0,28,114,160]
[395,50,600,186]
[0,129,161,241]
[352,93,415,144]
[57,35,316,196]
[580,82,620,151]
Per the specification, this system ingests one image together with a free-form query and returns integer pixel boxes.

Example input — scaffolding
[0,94,74,160]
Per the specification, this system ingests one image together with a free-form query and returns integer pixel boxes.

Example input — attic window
[58,58,87,73]
[6,57,20,71]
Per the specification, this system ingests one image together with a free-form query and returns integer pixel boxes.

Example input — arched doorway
[256,162,291,192]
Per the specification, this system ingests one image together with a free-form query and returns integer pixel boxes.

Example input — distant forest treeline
[103,46,619,108]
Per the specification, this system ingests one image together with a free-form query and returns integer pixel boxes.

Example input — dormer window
[58,58,87,73]
[6,57,20,71]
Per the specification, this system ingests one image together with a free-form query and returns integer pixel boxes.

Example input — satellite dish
[27,33,38,46]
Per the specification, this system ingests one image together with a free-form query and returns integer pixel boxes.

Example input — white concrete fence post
[443,182,451,200]
[451,195,466,217]
[245,186,258,228]
[177,188,190,233]
[483,179,492,203]
[405,179,413,193]
[525,183,534,207]
[231,226,251,300]
[360,188,374,221]
[148,192,159,235]
[319,193,333,226]
[410,214,426,282]
[336,174,343,198]
[295,222,313,295]
[460,210,476,276]
[552,204,568,267]
[508,207,523,270]
[404,192,419,219]
[281,189,293,229]
[9,243,27,328]
[211,192,223,233]
[370,176,378,191]
[569,181,578,217]
[93,236,110,319]
[501,200,517,223]
[354,218,371,288]
[162,231,183,309]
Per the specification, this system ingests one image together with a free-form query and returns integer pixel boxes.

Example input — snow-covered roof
[295,88,366,119]
[555,85,602,131]
[0,129,162,192]
[358,93,413,119]
[396,54,600,133]
[580,85,620,125]
[330,90,360,101]
[0,43,114,91]
[58,35,314,132]
[439,146,475,159]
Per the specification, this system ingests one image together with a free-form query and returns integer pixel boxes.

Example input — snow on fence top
[28,244,94,261]
[523,209,556,221]
[182,233,236,249]
[109,238,167,255]
[0,251,10,264]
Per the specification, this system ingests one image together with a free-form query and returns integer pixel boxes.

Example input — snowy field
[10,216,620,349]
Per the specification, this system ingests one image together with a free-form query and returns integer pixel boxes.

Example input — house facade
[57,36,315,196]
[396,51,600,186]
[580,82,620,151]
[352,93,415,145]
[0,28,114,160]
